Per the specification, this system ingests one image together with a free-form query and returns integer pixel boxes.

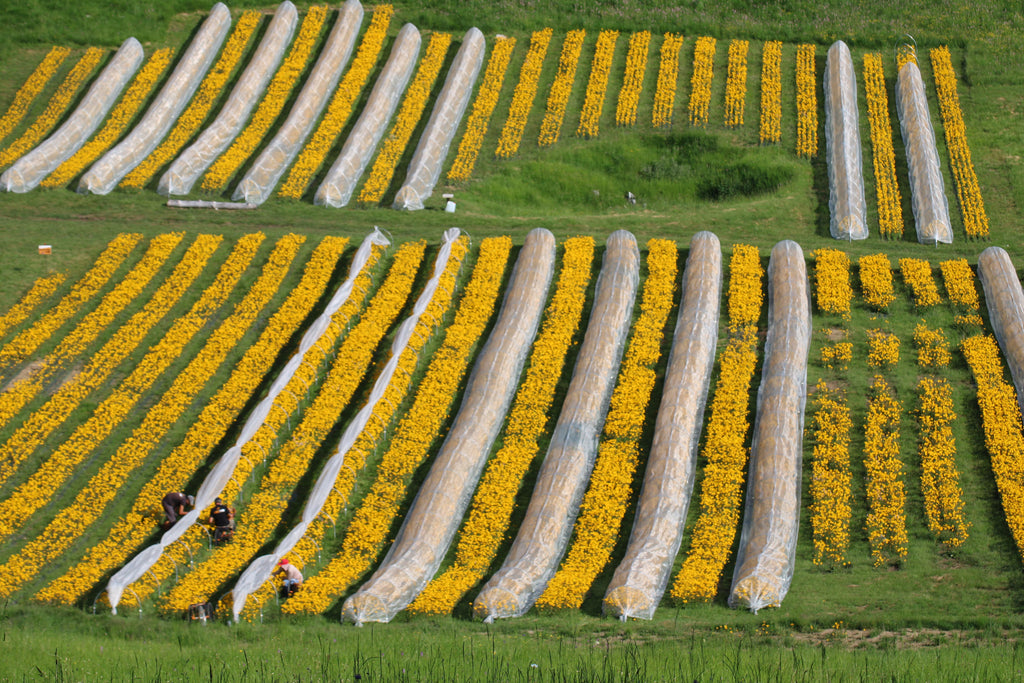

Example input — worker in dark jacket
[208,497,235,543]
[162,491,193,528]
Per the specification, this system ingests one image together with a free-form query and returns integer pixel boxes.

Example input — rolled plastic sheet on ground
[342,228,555,625]
[602,231,722,621]
[393,28,485,211]
[896,61,952,244]
[228,228,463,621]
[104,228,391,613]
[157,1,299,196]
[822,40,867,240]
[314,23,421,208]
[473,230,640,622]
[728,240,811,613]
[77,3,231,195]
[0,38,144,193]
[233,0,364,205]
[977,247,1024,418]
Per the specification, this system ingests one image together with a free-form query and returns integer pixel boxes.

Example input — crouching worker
[208,497,235,543]
[273,558,303,598]
[161,491,194,529]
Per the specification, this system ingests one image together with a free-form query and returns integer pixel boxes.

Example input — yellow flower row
[615,31,650,127]
[863,375,908,567]
[899,257,943,308]
[407,237,594,616]
[536,239,676,610]
[858,253,896,311]
[688,36,716,127]
[651,33,684,128]
[930,46,989,239]
[940,258,985,328]
[795,43,817,157]
[358,32,452,203]
[867,328,900,368]
[724,39,749,128]
[862,53,904,239]
[121,10,262,189]
[41,236,350,606]
[576,30,619,139]
[811,248,852,318]
[0,47,104,169]
[669,245,763,603]
[821,341,852,371]
[0,273,66,341]
[759,40,782,144]
[495,28,553,157]
[43,48,175,188]
[916,376,969,548]
[914,322,951,368]
[538,30,585,147]
[0,46,70,144]
[279,4,394,199]
[201,6,328,191]
[446,36,516,182]
[810,380,852,566]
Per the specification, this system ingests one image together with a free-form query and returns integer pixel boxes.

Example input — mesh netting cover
[473,230,640,622]
[1,38,144,193]
[78,3,232,195]
[341,228,556,625]
[823,41,867,240]
[232,0,365,205]
[602,231,722,621]
[158,2,299,196]
[728,239,810,613]
[896,61,952,244]
[978,247,1024,418]
[392,28,486,211]
[314,23,421,208]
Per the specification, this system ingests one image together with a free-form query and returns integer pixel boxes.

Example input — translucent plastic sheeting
[0,38,143,193]
[393,28,485,211]
[977,247,1024,418]
[342,228,556,625]
[896,61,952,245]
[473,230,640,622]
[728,240,811,613]
[158,2,299,196]
[78,3,232,195]
[228,228,462,621]
[823,41,867,240]
[602,231,722,621]
[106,228,391,612]
[233,0,364,205]
[314,23,421,208]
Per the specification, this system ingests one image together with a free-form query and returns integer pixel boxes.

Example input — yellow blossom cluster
[536,239,677,610]
[897,43,917,71]
[576,30,619,138]
[812,248,852,318]
[43,48,175,188]
[40,236,350,606]
[279,5,394,199]
[670,244,763,603]
[407,237,594,616]
[899,258,943,308]
[120,10,262,189]
[0,47,104,169]
[759,41,782,144]
[358,33,452,204]
[651,33,683,128]
[688,36,716,127]
[201,6,328,191]
[961,335,1024,563]
[446,37,516,182]
[538,30,585,147]
[0,273,65,340]
[795,43,818,157]
[867,328,900,368]
[915,376,969,549]
[940,258,985,328]
[821,342,852,371]
[495,28,553,157]
[615,31,650,127]
[863,375,907,567]
[862,53,904,239]
[858,253,896,311]
[914,323,951,368]
[930,46,989,239]
[280,236,507,616]
[810,380,852,566]
[0,46,70,144]
[724,39,749,127]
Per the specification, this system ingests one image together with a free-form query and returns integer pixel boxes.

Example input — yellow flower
[496,28,553,157]
[652,33,684,128]
[539,30,585,146]
[724,39,749,128]
[615,31,651,128]
[862,53,904,238]
[688,37,716,127]
[0,46,70,144]
[759,41,782,143]
[576,30,619,138]
[796,44,818,157]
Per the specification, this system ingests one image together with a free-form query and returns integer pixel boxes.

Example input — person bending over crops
[273,558,303,597]
[161,491,193,529]
[208,497,235,543]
